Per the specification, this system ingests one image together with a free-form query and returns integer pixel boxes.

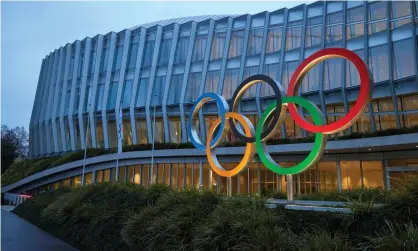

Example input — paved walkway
[1,209,78,251]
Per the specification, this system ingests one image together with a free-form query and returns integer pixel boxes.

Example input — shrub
[193,198,297,251]
[122,188,220,251]
[368,221,418,251]
[298,231,353,251]
[296,188,389,203]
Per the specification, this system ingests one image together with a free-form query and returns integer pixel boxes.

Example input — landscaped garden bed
[13,176,418,251]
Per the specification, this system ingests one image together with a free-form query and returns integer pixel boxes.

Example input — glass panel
[142,40,155,67]
[118,166,126,182]
[323,58,343,90]
[185,72,201,103]
[113,45,123,71]
[318,162,338,192]
[305,26,322,47]
[95,170,104,183]
[178,163,185,188]
[247,28,264,55]
[282,61,299,91]
[266,27,283,53]
[107,116,117,148]
[107,81,118,110]
[135,118,148,144]
[346,49,365,87]
[368,1,387,21]
[186,163,193,188]
[135,78,148,107]
[175,36,189,64]
[243,66,258,98]
[391,1,412,19]
[211,31,226,60]
[127,38,139,69]
[347,5,365,23]
[72,175,82,187]
[192,34,207,61]
[326,25,343,43]
[285,26,302,50]
[369,44,389,82]
[327,11,343,24]
[341,161,362,189]
[222,68,239,99]
[167,74,183,105]
[392,38,415,80]
[122,79,133,108]
[151,76,166,106]
[158,39,171,66]
[262,63,279,96]
[229,29,245,58]
[134,165,141,184]
[302,62,321,92]
[169,117,182,143]
[368,21,388,35]
[362,161,384,189]
[151,118,164,143]
[142,164,149,187]
[104,169,111,182]
[127,166,134,183]
[123,119,132,145]
[205,71,220,93]
[346,23,365,40]
[96,119,105,148]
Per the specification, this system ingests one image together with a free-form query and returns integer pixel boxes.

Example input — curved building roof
[130,14,238,30]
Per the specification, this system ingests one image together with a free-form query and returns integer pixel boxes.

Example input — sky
[1,1,308,130]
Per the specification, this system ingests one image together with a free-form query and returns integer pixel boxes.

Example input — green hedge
[12,177,418,251]
[3,125,418,187]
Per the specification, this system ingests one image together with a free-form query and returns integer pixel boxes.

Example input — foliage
[1,125,29,173]
[12,176,418,251]
[296,187,389,203]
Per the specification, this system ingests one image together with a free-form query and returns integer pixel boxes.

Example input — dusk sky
[1,1,307,130]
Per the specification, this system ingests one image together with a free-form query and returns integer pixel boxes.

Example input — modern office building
[4,1,418,196]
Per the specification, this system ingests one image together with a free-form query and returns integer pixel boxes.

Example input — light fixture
[368,148,371,151]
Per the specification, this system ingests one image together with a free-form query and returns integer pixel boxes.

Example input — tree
[1,125,28,173]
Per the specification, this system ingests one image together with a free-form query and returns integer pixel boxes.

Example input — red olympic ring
[287,48,373,134]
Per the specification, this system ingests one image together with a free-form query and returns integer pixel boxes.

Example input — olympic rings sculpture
[188,48,373,177]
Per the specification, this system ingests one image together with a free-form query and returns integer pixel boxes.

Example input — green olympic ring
[256,96,328,175]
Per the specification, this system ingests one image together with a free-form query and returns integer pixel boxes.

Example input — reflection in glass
[368,21,387,35]
[346,23,364,40]
[158,39,172,66]
[362,161,384,188]
[185,72,201,103]
[229,29,245,58]
[347,6,364,23]
[122,79,133,109]
[305,26,322,47]
[341,161,362,189]
[243,66,258,98]
[368,44,389,83]
[368,1,387,21]
[169,117,182,143]
[151,76,166,106]
[211,31,226,60]
[266,27,283,53]
[326,25,343,43]
[167,74,183,105]
[142,39,155,67]
[222,68,239,99]
[262,63,279,96]
[135,78,148,107]
[247,28,264,55]
[123,119,132,145]
[323,58,343,90]
[192,34,207,61]
[135,118,148,144]
[346,49,364,87]
[108,116,117,148]
[392,38,414,80]
[282,61,298,90]
[285,26,302,50]
[390,1,411,19]
[205,71,220,93]
[175,36,189,64]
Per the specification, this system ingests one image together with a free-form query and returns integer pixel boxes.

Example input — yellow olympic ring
[206,112,256,177]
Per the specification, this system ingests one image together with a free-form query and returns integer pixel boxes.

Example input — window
[390,1,411,19]
[302,63,321,92]
[243,66,258,98]
[222,68,239,99]
[205,71,220,93]
[266,27,283,53]
[285,27,302,50]
[324,58,343,90]
[327,11,343,24]
[347,5,365,23]
[373,98,397,131]
[107,116,117,148]
[368,44,389,83]
[185,72,201,103]
[341,161,362,189]
[88,44,96,75]
[135,118,148,144]
[151,76,166,106]
[158,39,172,66]
[229,29,245,58]
[142,39,155,67]
[113,44,123,71]
[346,49,365,87]
[169,117,182,143]
[192,34,207,61]
[84,79,92,112]
[135,78,148,107]
[306,16,322,26]
[282,61,299,90]
[262,64,279,96]
[392,39,415,80]
[122,79,133,108]
[96,80,105,111]
[175,36,189,63]
[305,25,322,47]
[247,28,264,55]
[107,81,118,110]
[326,25,343,43]
[211,31,226,60]
[368,21,388,35]
[127,34,140,69]
[346,23,365,40]
[167,74,183,105]
[368,1,387,21]
[399,95,418,128]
